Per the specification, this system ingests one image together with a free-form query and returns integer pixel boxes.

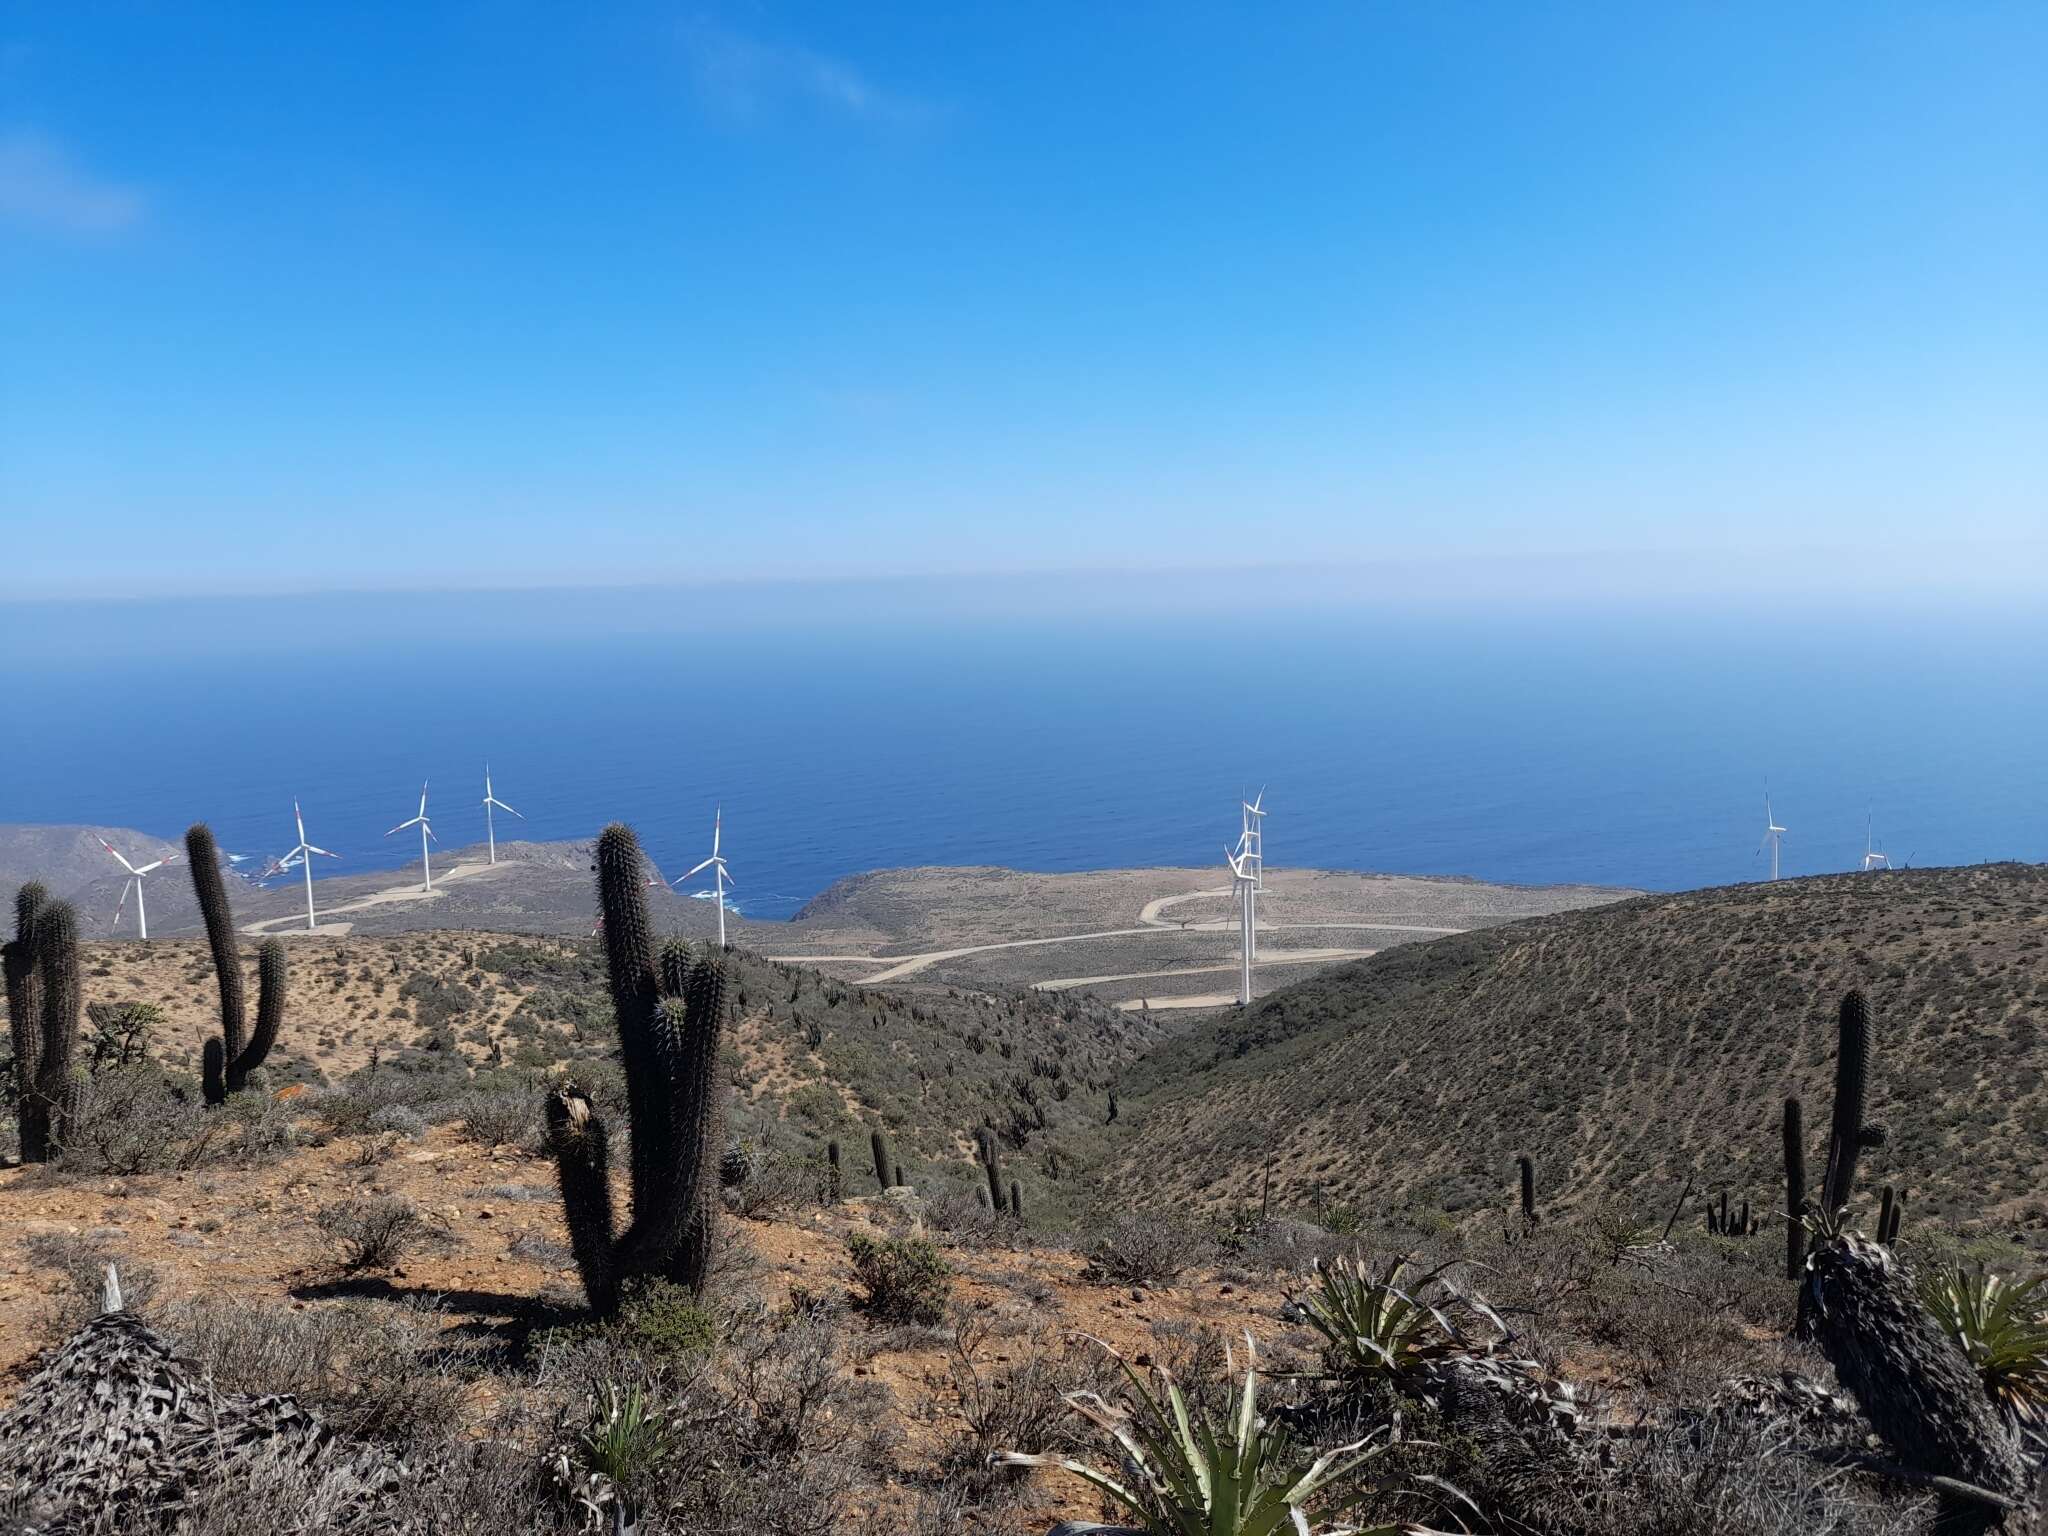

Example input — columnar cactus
[1517,1155,1536,1224]
[4,884,50,1161]
[976,1125,1005,1214]
[544,824,728,1313]
[870,1128,896,1191]
[29,899,82,1156]
[1783,1097,1807,1280]
[186,824,287,1105]
[826,1138,842,1202]
[1008,1179,1022,1220]
[1820,991,1870,1217]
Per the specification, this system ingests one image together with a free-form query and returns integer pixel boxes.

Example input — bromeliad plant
[998,1334,1427,1536]
[1294,1256,1499,1387]
[1916,1264,2048,1424]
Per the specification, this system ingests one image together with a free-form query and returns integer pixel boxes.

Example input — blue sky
[2,3,2043,601]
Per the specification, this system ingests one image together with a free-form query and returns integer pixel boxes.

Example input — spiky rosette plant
[1916,1264,2048,1426]
[997,1333,1416,1536]
[185,824,287,1105]
[544,823,728,1315]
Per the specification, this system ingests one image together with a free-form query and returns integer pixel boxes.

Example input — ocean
[2,600,2041,919]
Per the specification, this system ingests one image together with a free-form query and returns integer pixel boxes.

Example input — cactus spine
[544,824,729,1313]
[1517,1154,1536,1224]
[870,1128,896,1190]
[5,884,50,1162]
[1783,1097,1807,1279]
[186,824,287,1104]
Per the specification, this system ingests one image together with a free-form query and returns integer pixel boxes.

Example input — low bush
[846,1232,951,1324]
[1083,1212,1210,1286]
[314,1196,448,1273]
[458,1090,537,1149]
[56,1065,212,1175]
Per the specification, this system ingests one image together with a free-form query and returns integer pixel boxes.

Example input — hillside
[43,928,1169,1225]
[1111,863,2048,1252]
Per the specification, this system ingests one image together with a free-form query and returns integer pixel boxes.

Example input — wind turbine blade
[384,821,409,837]
[134,858,167,875]
[99,839,139,874]
[680,855,717,880]
[306,844,338,858]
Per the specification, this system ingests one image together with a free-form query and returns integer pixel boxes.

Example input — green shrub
[846,1232,951,1324]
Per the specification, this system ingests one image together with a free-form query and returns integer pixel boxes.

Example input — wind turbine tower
[1227,840,1257,1006]
[482,768,522,864]
[99,838,178,940]
[385,782,436,892]
[1862,812,1892,871]
[272,799,339,930]
[1757,793,1787,882]
[1237,790,1267,959]
[678,808,735,948]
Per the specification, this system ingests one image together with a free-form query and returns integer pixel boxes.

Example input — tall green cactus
[186,824,287,1104]
[826,1138,842,1202]
[977,1125,1006,1214]
[544,824,728,1313]
[1783,1097,1807,1280]
[871,1128,896,1191]
[4,883,50,1161]
[29,899,82,1157]
[1820,990,1870,1217]
[1517,1154,1536,1224]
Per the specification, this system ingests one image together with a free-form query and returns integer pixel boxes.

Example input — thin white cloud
[0,130,144,236]
[678,16,929,129]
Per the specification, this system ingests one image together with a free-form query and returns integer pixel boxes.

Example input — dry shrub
[158,1293,469,1449]
[314,1196,449,1273]
[1082,1211,1212,1286]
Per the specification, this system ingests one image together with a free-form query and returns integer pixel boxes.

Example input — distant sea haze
[2,607,2040,921]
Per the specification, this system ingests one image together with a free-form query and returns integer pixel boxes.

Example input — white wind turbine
[482,767,522,865]
[99,838,178,940]
[677,808,735,948]
[1237,789,1267,960]
[385,782,436,892]
[1862,811,1891,871]
[1756,792,1787,881]
[272,799,340,931]
[1227,841,1257,1006]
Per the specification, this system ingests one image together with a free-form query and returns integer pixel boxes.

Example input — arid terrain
[3,851,2044,1533]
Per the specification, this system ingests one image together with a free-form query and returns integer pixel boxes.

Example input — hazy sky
[3,3,2043,601]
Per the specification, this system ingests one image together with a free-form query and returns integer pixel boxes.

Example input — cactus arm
[595,824,665,1222]
[185,824,247,1079]
[545,1085,618,1315]
[230,938,288,1089]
